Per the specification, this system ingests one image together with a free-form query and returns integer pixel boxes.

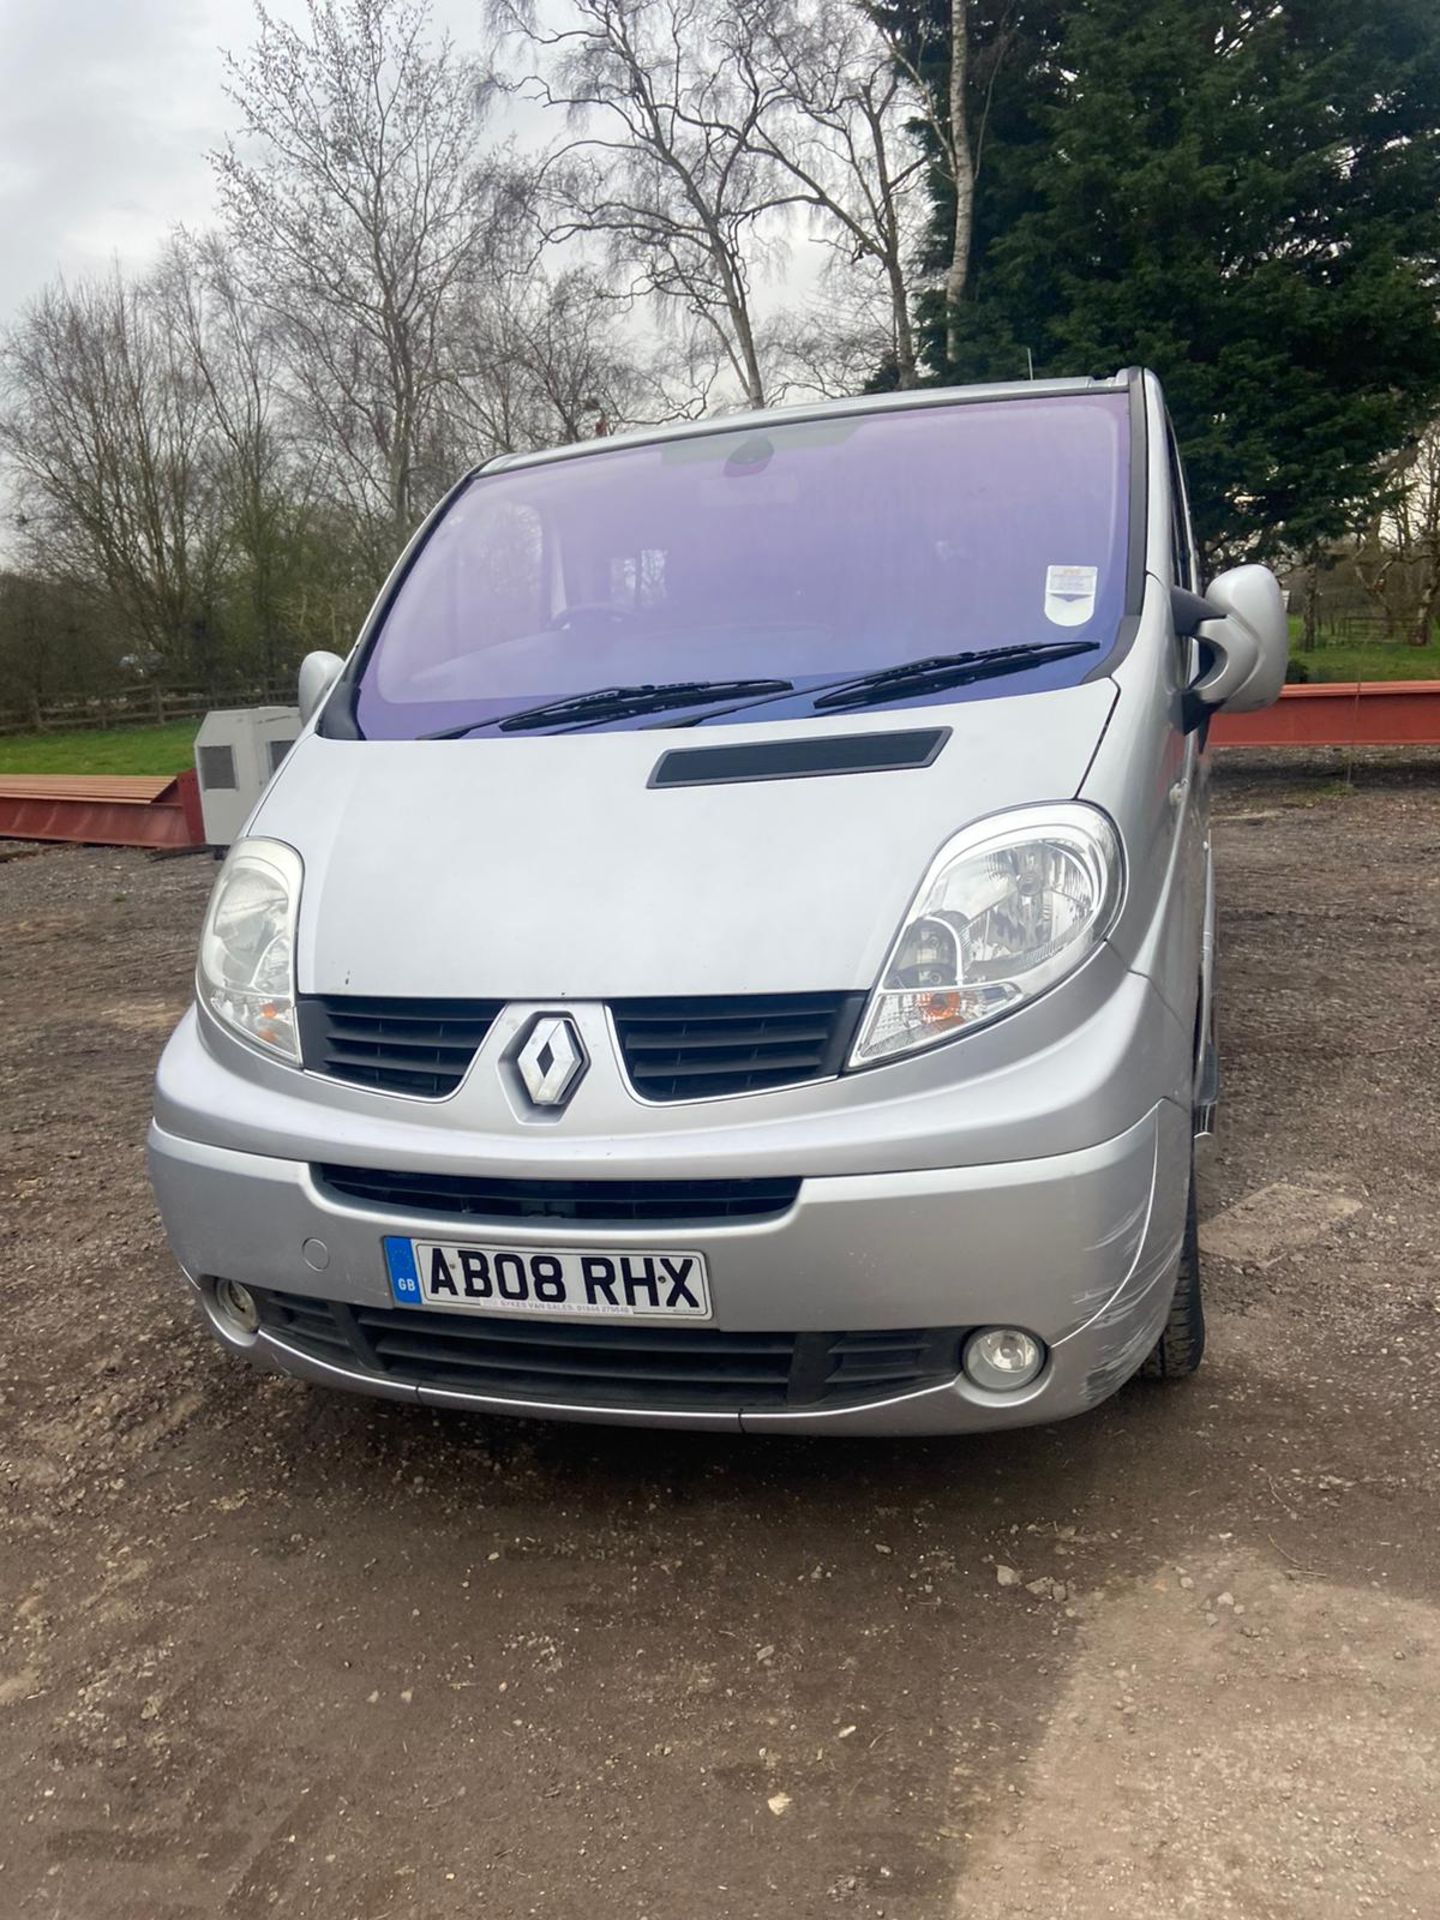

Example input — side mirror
[298,650,345,725]
[1173,565,1289,720]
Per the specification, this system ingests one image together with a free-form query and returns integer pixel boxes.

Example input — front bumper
[148,1097,1192,1435]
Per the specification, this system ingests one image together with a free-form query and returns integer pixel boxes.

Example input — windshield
[352,392,1131,739]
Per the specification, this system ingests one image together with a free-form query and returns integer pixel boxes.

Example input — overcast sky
[0,0,492,326]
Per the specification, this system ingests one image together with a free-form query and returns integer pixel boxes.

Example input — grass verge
[0,719,200,777]
[1289,635,1440,683]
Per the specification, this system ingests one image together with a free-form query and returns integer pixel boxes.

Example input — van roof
[480,370,1139,476]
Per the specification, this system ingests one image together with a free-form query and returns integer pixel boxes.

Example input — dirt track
[2,753,1439,1920]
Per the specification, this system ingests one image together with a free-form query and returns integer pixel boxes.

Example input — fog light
[963,1327,1045,1392]
[214,1277,260,1337]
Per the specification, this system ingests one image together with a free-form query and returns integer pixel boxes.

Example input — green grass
[1285,614,1440,682]
[1294,640,1440,683]
[0,718,200,776]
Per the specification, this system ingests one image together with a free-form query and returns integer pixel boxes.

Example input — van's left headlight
[197,837,303,1063]
[849,804,1122,1068]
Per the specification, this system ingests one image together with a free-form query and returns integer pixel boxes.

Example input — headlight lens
[197,837,303,1063]
[849,804,1122,1067]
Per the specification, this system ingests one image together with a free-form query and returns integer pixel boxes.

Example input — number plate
[383,1237,711,1321]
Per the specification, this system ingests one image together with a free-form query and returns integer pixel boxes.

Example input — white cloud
[0,0,240,315]
[0,0,823,339]
[0,0,505,321]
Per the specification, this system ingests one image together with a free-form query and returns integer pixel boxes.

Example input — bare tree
[214,0,503,574]
[764,269,899,400]
[1356,426,1440,647]
[506,267,659,437]
[493,0,802,409]
[156,232,314,680]
[0,269,224,679]
[445,255,714,472]
[719,0,929,387]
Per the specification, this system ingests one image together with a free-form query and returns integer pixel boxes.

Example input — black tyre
[1141,1158,1206,1380]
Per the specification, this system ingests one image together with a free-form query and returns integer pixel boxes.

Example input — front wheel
[1140,1157,1206,1380]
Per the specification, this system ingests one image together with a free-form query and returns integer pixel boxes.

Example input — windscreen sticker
[1044,564,1099,627]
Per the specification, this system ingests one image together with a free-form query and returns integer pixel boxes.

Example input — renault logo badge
[515,1013,587,1110]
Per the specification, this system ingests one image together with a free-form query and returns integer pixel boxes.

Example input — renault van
[149,369,1287,1434]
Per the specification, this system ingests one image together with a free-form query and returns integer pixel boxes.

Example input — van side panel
[1086,584,1195,1000]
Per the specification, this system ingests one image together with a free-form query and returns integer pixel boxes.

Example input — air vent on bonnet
[648,727,949,788]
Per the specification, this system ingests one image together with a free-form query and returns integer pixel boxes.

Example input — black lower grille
[314,1165,802,1225]
[254,1289,963,1412]
[298,995,504,1098]
[611,992,867,1101]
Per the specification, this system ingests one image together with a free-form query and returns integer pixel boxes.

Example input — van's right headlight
[849,804,1122,1068]
[197,837,303,1063]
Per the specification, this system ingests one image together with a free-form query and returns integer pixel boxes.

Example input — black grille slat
[613,992,867,1101]
[322,1067,461,1097]
[830,1339,931,1362]
[367,1337,791,1391]
[624,1049,836,1083]
[321,1041,481,1070]
[320,1023,484,1046]
[314,1165,801,1226]
[324,1006,491,1030]
[353,1307,790,1356]
[299,996,504,1097]
[829,1362,931,1385]
[377,1362,791,1407]
[260,1295,352,1355]
[622,1023,836,1052]
[252,1290,965,1414]
[286,1324,350,1353]
[824,1330,961,1392]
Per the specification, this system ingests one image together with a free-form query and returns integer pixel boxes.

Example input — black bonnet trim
[649,727,949,789]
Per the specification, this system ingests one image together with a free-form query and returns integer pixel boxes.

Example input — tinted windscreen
[354,393,1130,738]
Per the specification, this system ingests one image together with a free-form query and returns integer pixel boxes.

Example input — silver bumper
[148,1097,1192,1435]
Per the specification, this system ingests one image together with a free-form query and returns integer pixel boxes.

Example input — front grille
[298,996,504,1097]
[611,992,867,1101]
[254,1289,963,1412]
[298,991,866,1103]
[314,1164,800,1225]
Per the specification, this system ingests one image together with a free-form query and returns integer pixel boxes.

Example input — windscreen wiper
[420,678,794,739]
[810,641,1101,712]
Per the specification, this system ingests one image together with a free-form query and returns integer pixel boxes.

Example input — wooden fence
[1297,613,1436,645]
[0,685,296,737]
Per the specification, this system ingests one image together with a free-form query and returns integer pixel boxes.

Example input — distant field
[0,719,199,776]
[1296,640,1440,683]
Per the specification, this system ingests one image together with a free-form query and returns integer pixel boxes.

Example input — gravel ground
[2,752,1439,1920]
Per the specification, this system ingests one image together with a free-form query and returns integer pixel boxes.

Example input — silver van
[149,369,1287,1434]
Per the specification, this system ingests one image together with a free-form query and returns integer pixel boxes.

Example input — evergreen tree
[886,0,1440,564]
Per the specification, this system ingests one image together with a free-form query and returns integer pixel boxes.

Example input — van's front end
[150,371,1257,1434]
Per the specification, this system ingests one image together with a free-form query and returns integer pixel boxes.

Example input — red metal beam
[0,771,205,851]
[1211,680,1440,749]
